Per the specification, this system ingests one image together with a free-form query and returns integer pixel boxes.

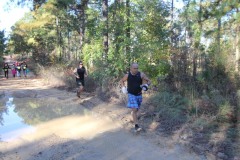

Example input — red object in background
[12,69,16,75]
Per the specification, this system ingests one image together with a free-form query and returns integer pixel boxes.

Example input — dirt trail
[0,58,205,160]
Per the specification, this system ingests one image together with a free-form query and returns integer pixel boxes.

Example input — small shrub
[193,98,218,116]
[216,102,234,123]
[84,76,97,92]
[149,91,189,133]
[36,64,96,92]
[190,115,218,132]
[209,89,225,106]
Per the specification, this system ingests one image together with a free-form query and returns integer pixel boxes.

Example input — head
[79,61,83,67]
[130,63,139,75]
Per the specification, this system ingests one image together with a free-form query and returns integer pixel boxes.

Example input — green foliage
[149,91,189,132]
[216,102,234,123]
[191,116,210,130]
[0,30,6,57]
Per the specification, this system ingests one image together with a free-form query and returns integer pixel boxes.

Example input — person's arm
[73,68,79,78]
[141,72,151,86]
[120,74,128,93]
[119,74,128,87]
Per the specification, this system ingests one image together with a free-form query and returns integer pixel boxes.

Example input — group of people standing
[2,61,28,79]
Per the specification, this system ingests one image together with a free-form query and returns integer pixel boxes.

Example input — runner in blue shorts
[120,63,151,132]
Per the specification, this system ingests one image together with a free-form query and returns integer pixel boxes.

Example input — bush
[149,91,189,133]
[190,115,218,132]
[37,64,66,87]
[36,63,96,92]
[216,102,235,123]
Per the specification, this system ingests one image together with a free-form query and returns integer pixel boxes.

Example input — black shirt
[76,67,86,80]
[127,72,142,96]
[3,65,10,71]
[22,64,27,70]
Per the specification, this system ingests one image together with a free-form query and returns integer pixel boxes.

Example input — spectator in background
[2,63,10,79]
[16,62,22,77]
[22,61,28,77]
[11,63,16,78]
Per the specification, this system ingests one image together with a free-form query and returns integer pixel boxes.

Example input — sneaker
[135,124,142,132]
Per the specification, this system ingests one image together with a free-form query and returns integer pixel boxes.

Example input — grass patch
[148,91,189,134]
[216,102,235,123]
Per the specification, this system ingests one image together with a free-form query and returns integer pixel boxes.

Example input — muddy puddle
[0,92,95,141]
[0,97,34,141]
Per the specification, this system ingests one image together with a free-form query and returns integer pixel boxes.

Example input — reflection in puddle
[0,93,101,142]
[0,97,34,141]
[0,97,119,143]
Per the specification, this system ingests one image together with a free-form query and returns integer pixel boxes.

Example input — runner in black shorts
[73,61,88,98]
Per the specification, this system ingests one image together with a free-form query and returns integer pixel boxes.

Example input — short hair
[130,63,138,67]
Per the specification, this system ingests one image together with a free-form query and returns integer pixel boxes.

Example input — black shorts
[76,79,85,87]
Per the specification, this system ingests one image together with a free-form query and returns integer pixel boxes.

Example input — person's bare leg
[77,87,81,98]
[77,86,84,98]
[80,86,84,94]
[131,108,138,124]
[80,86,84,92]
[131,108,142,131]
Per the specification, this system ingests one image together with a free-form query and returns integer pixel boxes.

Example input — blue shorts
[127,93,142,109]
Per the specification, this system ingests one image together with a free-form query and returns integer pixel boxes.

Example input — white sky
[0,0,30,36]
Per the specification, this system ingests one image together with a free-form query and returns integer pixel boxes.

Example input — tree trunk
[235,25,239,72]
[170,0,174,44]
[217,18,221,54]
[103,0,109,60]
[126,0,130,64]
[171,0,174,22]
[78,0,89,59]
[56,17,62,60]
[67,27,70,60]
[114,0,124,59]
[79,11,85,59]
[193,0,203,81]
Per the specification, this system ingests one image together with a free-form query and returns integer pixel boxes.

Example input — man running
[73,61,88,98]
[3,63,10,79]
[120,63,151,132]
